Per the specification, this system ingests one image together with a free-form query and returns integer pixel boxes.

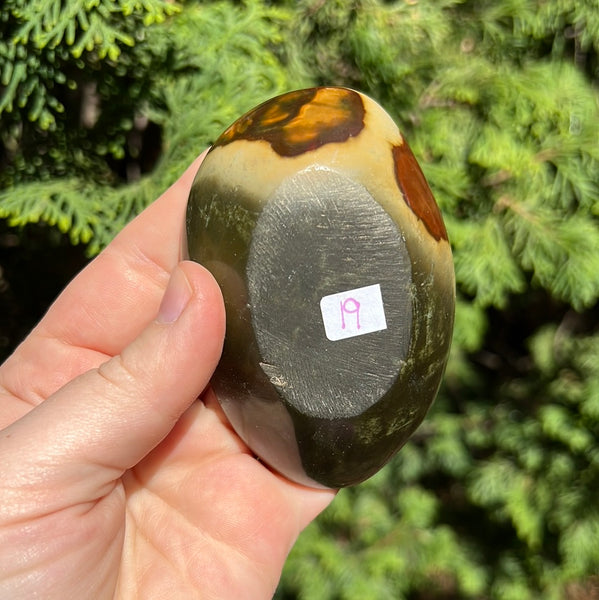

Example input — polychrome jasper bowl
[185,87,455,488]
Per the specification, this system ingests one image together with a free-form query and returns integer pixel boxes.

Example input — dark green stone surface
[185,87,454,488]
[187,165,453,488]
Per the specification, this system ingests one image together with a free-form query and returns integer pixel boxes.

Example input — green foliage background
[1,0,599,597]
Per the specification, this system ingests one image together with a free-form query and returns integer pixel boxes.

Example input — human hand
[0,153,335,599]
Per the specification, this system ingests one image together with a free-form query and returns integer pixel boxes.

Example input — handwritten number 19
[340,297,361,330]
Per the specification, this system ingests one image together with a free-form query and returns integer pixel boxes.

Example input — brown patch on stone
[215,87,365,157]
[392,143,448,241]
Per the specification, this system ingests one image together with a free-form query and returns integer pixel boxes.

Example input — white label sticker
[320,284,387,341]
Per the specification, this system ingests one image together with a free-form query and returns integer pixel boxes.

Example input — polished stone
[186,87,455,488]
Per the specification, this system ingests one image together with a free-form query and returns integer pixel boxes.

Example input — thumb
[0,261,225,519]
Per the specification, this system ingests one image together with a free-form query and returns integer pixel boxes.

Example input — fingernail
[157,266,192,323]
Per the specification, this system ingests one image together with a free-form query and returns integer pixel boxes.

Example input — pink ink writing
[340,297,361,330]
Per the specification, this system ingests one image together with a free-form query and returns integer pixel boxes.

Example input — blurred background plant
[1,0,599,598]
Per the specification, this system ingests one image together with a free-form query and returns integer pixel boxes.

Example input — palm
[117,395,309,599]
[0,156,334,599]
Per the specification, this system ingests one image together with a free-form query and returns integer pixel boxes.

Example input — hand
[0,153,335,599]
